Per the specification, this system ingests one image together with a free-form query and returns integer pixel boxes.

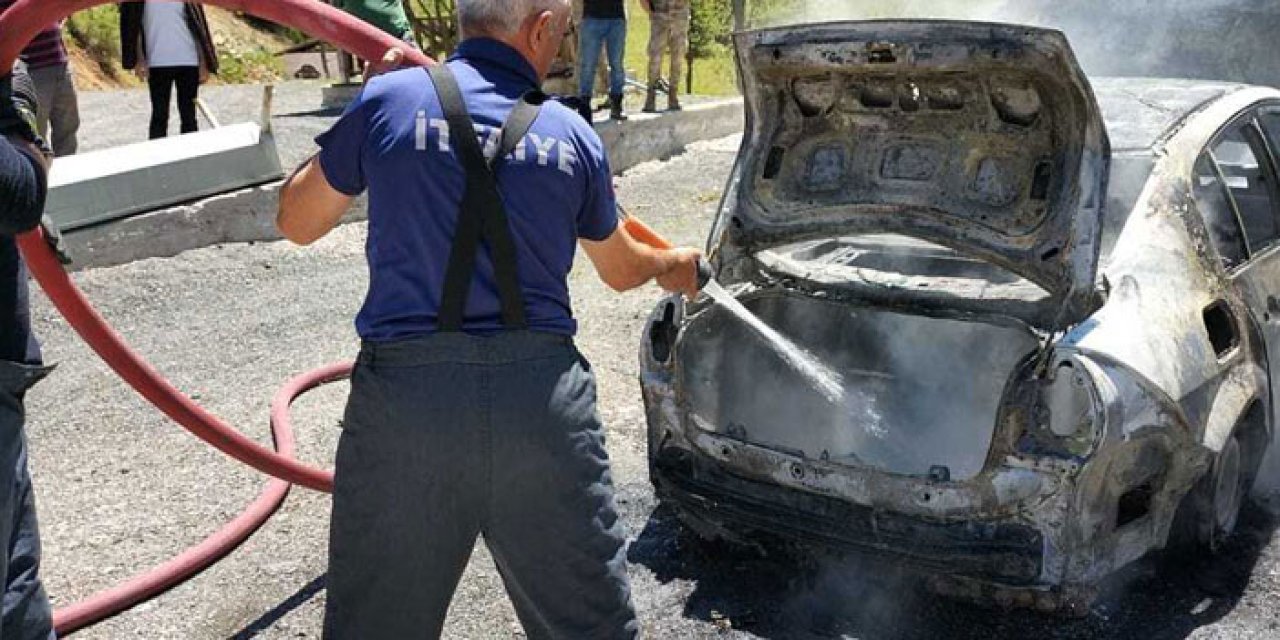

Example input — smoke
[755,0,1280,88]
[758,0,1003,24]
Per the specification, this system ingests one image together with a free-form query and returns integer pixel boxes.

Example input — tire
[1171,430,1247,554]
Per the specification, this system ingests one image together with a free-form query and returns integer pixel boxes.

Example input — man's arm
[278,51,407,247]
[640,0,653,13]
[0,135,46,236]
[580,224,701,298]
[277,155,354,245]
[0,68,49,235]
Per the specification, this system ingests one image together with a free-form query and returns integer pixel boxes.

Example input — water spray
[620,208,846,403]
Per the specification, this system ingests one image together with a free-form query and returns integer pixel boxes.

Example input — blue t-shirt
[316,38,619,340]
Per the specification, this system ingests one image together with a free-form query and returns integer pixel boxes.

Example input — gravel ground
[23,86,1280,639]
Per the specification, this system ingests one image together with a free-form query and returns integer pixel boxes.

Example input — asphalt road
[23,86,1280,638]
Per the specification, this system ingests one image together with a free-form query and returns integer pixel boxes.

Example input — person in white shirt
[119,2,219,139]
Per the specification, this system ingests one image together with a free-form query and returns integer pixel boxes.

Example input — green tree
[690,0,732,57]
[689,0,806,57]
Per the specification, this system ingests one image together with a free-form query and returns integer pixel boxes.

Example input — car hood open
[718,20,1110,324]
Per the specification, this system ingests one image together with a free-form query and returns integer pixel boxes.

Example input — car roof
[1092,77,1250,153]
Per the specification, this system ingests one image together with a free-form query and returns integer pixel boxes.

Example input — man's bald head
[457,0,571,39]
[456,0,572,81]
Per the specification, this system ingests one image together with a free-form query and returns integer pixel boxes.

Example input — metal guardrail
[44,87,284,232]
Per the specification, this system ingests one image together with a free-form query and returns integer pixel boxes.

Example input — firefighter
[277,0,701,636]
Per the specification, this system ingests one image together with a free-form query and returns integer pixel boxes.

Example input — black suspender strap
[427,64,543,332]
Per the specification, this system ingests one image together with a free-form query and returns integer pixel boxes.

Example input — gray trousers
[0,363,54,640]
[28,64,78,158]
[324,331,638,639]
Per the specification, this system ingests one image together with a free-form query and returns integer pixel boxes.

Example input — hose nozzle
[696,257,715,290]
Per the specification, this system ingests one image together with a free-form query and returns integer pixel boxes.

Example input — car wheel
[1171,430,1246,554]
[1209,433,1244,543]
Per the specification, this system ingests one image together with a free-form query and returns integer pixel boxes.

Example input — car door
[1201,106,1280,430]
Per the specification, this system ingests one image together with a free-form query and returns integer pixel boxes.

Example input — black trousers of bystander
[147,66,200,139]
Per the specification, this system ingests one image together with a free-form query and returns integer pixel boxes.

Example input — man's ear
[529,10,555,52]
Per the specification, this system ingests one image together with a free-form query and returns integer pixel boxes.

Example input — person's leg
[647,15,667,87]
[147,67,175,139]
[1,434,53,640]
[0,240,52,640]
[0,243,23,631]
[0,240,38,368]
[578,19,605,98]
[485,338,638,640]
[48,64,80,156]
[26,67,54,148]
[604,19,627,97]
[644,15,665,113]
[668,14,690,110]
[175,67,200,135]
[323,345,486,639]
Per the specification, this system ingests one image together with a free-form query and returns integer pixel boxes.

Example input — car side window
[1194,154,1248,270]
[1257,108,1280,161]
[1209,123,1279,253]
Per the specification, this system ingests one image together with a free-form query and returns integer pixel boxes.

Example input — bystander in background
[0,1,80,157]
[120,1,218,139]
[640,0,689,113]
[579,0,628,120]
[337,0,414,41]
[335,0,416,83]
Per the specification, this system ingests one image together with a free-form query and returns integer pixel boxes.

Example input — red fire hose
[4,1,681,633]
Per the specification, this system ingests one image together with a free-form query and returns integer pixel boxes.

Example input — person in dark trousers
[0,0,80,157]
[277,0,701,636]
[0,61,57,640]
[120,1,218,139]
[579,0,628,120]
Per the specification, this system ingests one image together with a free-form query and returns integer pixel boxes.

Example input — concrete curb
[61,97,743,271]
[593,98,744,173]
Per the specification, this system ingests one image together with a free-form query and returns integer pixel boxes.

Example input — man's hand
[135,61,148,81]
[15,138,49,174]
[199,62,210,84]
[363,48,409,82]
[655,248,702,299]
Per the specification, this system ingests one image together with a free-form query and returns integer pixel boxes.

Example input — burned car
[639,21,1279,612]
